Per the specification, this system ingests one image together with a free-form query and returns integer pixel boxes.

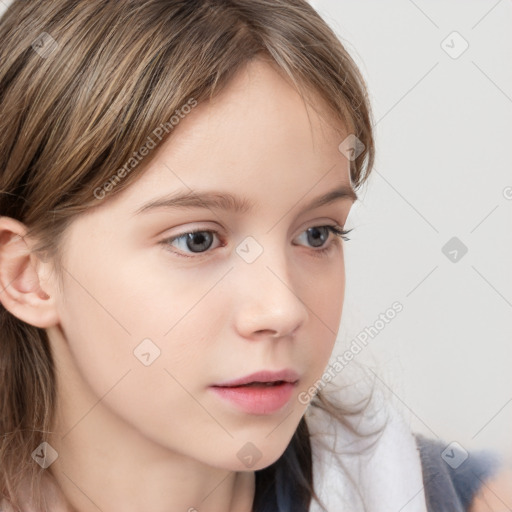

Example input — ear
[0,216,60,328]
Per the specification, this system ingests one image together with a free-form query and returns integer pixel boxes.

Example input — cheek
[56,267,203,380]
[55,271,215,450]
[301,264,345,375]
[55,247,219,398]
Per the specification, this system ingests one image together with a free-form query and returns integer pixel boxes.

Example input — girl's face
[47,58,356,471]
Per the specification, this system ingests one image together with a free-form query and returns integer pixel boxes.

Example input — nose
[232,244,309,340]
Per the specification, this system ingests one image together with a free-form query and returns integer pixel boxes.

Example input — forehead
[101,58,353,215]
[177,57,347,157]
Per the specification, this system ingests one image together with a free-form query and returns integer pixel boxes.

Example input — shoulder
[467,467,512,512]
[413,433,510,512]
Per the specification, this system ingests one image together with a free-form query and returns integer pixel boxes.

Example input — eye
[161,229,222,256]
[296,225,352,248]
[160,225,353,259]
[295,225,352,257]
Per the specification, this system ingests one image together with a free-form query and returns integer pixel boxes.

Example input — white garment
[305,383,429,512]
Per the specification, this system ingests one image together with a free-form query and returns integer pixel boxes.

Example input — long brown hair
[0,1,382,510]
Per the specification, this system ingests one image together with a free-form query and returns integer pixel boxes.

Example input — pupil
[308,226,328,248]
[186,232,213,252]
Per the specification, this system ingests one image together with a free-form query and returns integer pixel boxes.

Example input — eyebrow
[133,184,357,216]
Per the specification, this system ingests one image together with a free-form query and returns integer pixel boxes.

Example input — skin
[468,467,512,512]
[0,57,355,511]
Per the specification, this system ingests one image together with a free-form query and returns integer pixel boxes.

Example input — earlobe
[0,216,59,328]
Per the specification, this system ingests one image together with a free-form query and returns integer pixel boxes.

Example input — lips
[211,369,300,388]
[236,381,284,387]
[209,380,298,414]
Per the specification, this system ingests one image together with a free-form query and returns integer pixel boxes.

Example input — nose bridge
[232,233,308,338]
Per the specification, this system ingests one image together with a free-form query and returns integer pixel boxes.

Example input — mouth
[211,369,300,388]
[209,380,299,415]
[214,380,295,388]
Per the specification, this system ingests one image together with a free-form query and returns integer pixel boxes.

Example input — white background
[311,0,512,455]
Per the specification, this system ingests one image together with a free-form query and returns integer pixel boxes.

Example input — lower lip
[209,382,297,415]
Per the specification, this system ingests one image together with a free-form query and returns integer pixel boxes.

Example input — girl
[0,1,509,511]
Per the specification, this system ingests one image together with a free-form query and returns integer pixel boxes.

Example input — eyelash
[160,225,353,259]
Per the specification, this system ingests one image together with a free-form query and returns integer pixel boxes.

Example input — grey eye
[167,230,218,254]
